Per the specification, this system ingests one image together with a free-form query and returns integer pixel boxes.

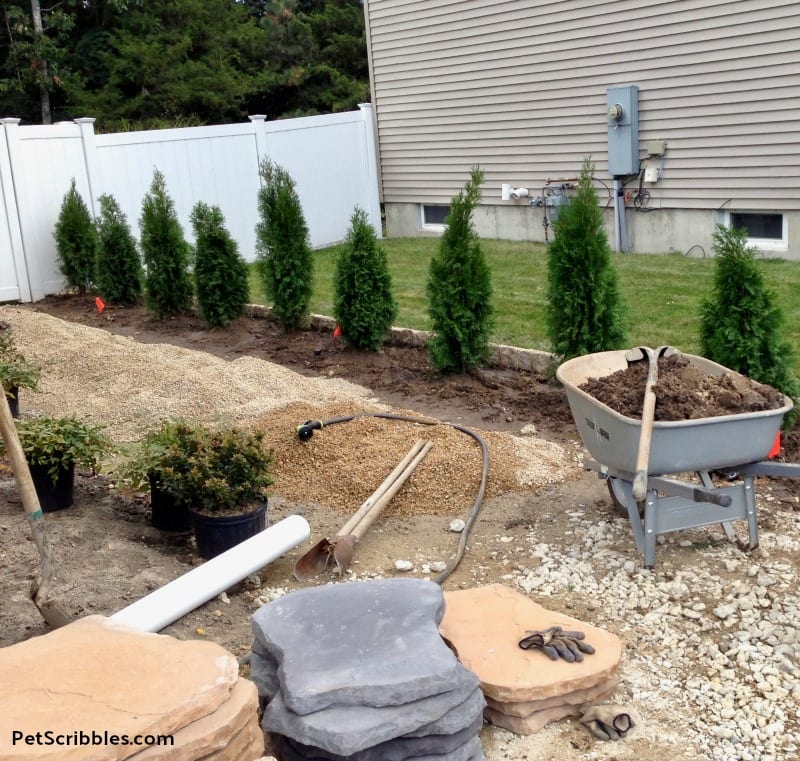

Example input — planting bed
[0,296,798,761]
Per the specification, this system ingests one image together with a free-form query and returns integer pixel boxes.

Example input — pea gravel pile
[0,306,575,516]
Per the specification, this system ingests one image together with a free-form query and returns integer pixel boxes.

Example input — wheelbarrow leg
[642,488,658,569]
[743,475,759,550]
[698,471,736,544]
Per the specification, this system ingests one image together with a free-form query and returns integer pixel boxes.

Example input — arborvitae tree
[191,202,249,328]
[546,158,627,359]
[255,158,313,331]
[140,169,193,319]
[425,166,494,373]
[95,194,143,305]
[700,224,798,406]
[333,207,397,351]
[54,179,97,294]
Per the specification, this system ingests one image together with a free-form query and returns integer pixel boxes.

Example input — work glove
[518,625,596,662]
[579,704,635,741]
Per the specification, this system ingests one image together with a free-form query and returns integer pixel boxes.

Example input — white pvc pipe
[110,515,311,633]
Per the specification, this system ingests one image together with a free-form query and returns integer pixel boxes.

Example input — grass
[247,238,800,365]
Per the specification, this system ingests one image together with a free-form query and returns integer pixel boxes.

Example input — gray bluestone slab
[261,682,482,756]
[249,651,280,700]
[251,578,462,715]
[284,712,485,761]
[402,687,485,739]
[274,733,484,761]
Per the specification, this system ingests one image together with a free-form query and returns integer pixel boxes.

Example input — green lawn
[248,239,800,364]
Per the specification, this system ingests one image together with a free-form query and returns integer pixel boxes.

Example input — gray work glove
[579,704,635,741]
[518,625,596,662]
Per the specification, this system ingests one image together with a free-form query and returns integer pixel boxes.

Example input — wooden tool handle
[632,384,657,501]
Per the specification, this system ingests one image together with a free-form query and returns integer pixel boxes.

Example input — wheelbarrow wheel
[607,477,643,518]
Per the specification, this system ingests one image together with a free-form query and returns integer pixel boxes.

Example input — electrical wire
[295,412,490,586]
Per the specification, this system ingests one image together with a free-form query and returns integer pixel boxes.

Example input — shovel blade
[293,538,336,581]
[331,535,356,576]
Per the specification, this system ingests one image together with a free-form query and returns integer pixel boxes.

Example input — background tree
[255,158,313,330]
[191,201,249,328]
[95,193,142,305]
[546,158,627,360]
[333,207,397,351]
[0,0,370,128]
[139,169,193,319]
[700,224,798,409]
[54,178,97,294]
[426,166,494,373]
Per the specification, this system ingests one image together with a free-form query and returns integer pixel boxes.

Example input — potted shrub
[117,420,197,532]
[10,416,112,512]
[0,323,41,419]
[157,423,273,559]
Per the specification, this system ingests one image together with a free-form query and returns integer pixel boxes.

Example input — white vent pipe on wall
[110,515,311,633]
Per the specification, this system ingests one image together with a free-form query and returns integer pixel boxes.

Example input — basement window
[728,211,787,251]
[421,204,450,230]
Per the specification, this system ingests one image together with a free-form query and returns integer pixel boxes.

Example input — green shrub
[255,158,313,331]
[426,166,494,373]
[191,202,249,328]
[333,207,397,351]
[700,224,798,413]
[54,179,98,294]
[546,158,627,360]
[95,194,143,305]
[139,170,193,319]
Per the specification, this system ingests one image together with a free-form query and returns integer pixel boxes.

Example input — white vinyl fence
[0,105,381,302]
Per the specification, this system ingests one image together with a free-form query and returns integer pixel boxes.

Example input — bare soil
[3,295,800,761]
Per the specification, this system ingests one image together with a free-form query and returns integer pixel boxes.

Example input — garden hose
[295,412,489,585]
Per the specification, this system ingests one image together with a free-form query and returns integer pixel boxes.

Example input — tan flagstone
[484,675,618,717]
[195,716,264,761]
[484,703,580,735]
[0,616,239,761]
[440,584,623,703]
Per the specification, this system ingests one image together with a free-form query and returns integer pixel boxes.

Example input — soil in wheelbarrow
[580,353,786,420]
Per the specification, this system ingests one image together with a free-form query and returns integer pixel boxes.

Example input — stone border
[244,304,554,374]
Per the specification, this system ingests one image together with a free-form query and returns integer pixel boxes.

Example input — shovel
[293,439,433,580]
[628,345,676,502]
[0,390,73,628]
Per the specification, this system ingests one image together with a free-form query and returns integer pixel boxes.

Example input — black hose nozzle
[296,420,324,441]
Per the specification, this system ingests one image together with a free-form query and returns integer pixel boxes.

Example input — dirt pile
[580,353,786,420]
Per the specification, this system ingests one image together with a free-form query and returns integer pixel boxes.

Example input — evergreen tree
[546,158,627,360]
[255,158,313,330]
[333,207,397,351]
[700,224,798,406]
[191,202,249,328]
[95,193,142,305]
[140,169,193,319]
[54,178,97,294]
[426,166,494,373]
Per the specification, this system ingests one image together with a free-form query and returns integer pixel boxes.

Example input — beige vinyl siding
[365,0,800,210]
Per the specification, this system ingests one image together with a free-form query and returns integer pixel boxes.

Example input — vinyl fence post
[0,118,32,302]
[358,103,383,238]
[249,114,269,179]
[74,118,100,217]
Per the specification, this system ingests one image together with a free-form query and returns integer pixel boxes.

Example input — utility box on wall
[606,85,639,177]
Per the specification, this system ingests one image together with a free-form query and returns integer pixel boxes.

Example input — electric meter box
[606,85,639,177]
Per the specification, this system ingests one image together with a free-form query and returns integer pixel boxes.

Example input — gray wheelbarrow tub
[556,350,793,475]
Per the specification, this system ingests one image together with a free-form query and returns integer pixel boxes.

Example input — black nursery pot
[29,462,75,512]
[148,473,192,532]
[190,501,268,560]
[5,385,19,419]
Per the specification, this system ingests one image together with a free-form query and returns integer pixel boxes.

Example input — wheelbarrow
[556,348,799,567]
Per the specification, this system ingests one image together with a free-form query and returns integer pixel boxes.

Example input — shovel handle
[632,388,656,501]
[351,441,433,539]
[338,439,427,537]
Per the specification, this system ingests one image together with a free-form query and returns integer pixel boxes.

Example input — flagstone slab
[273,733,484,761]
[484,703,579,735]
[439,585,623,703]
[252,579,466,715]
[262,685,483,757]
[196,716,264,761]
[0,615,239,761]
[283,713,485,761]
[128,679,259,761]
[484,675,618,718]
[249,651,280,700]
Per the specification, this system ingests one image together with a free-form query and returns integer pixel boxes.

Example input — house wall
[0,106,381,302]
[364,0,800,258]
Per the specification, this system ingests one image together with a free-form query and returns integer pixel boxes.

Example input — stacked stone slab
[0,615,264,761]
[251,578,486,760]
[438,584,623,734]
